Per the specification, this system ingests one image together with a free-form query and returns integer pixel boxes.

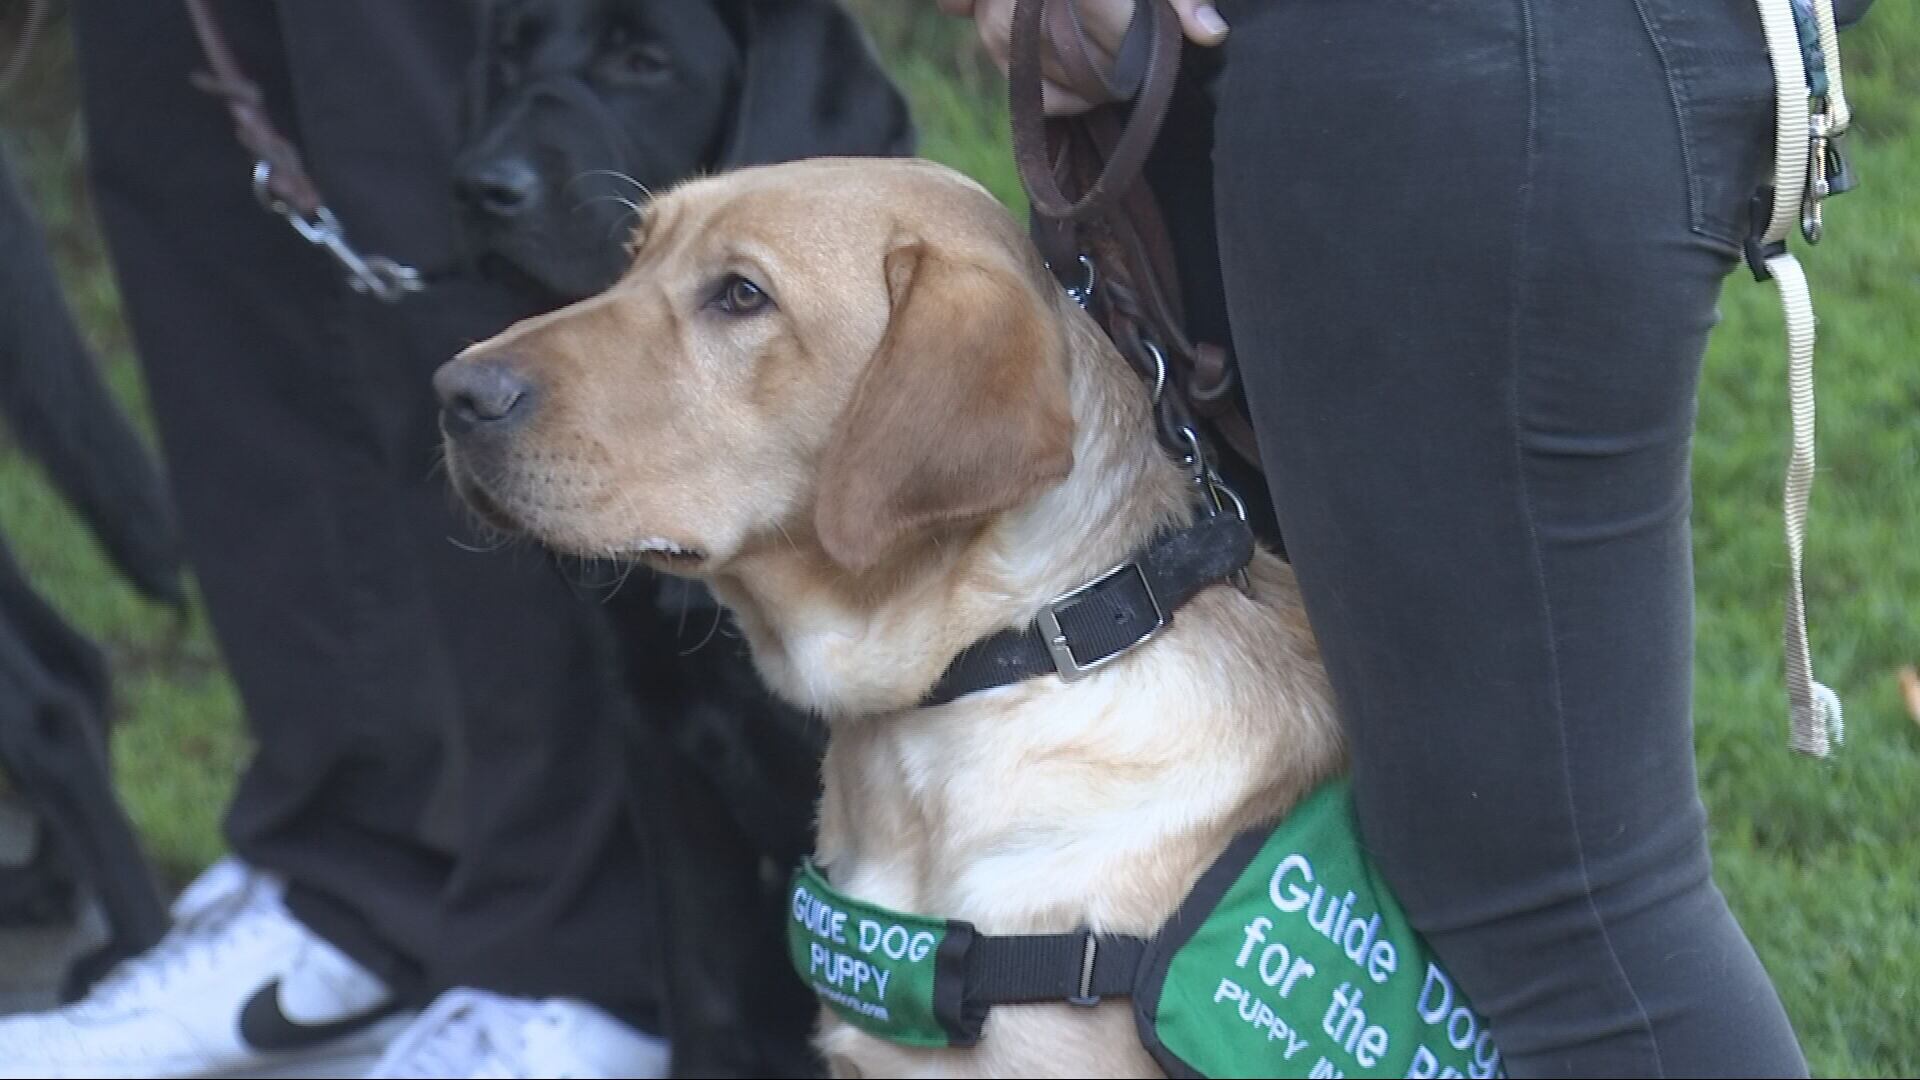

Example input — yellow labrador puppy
[434,158,1344,1077]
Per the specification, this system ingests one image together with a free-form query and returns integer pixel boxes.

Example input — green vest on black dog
[788,781,1506,1078]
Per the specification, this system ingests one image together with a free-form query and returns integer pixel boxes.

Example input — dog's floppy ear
[814,241,1075,574]
[718,0,916,168]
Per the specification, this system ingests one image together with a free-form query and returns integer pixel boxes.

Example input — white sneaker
[0,856,409,1078]
[365,989,670,1079]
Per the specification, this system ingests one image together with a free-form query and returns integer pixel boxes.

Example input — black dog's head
[454,0,914,301]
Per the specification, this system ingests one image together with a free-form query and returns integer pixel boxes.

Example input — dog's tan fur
[441,158,1346,1077]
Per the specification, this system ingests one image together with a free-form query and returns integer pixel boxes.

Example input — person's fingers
[1163,0,1229,45]
[974,7,1012,69]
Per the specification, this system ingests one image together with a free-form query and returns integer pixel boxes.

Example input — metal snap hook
[253,160,423,302]
[1205,472,1249,523]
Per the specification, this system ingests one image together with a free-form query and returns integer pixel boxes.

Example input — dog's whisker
[679,602,725,657]
[574,193,645,216]
[596,554,640,603]
[596,206,647,246]
[570,193,649,251]
[446,530,510,554]
[567,169,654,201]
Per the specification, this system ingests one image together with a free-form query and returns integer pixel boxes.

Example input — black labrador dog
[452,2,910,1075]
[456,0,912,298]
[0,143,182,998]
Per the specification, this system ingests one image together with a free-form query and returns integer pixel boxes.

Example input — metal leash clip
[1176,424,1253,595]
[1800,105,1856,245]
[253,161,423,302]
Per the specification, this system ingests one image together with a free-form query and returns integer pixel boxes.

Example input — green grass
[1,21,246,883]
[3,5,1917,1073]
[1683,11,1920,1072]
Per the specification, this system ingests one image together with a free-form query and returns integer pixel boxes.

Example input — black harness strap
[924,514,1256,707]
[967,930,1151,1008]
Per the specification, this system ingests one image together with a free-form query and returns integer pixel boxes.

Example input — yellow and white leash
[1750,0,1851,756]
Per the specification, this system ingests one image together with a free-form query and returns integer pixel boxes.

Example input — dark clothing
[1150,0,1808,1074]
[72,1,659,1023]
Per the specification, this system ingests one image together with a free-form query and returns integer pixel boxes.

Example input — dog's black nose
[455,157,541,218]
[435,357,534,435]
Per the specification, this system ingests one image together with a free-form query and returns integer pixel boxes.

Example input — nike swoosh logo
[238,978,401,1053]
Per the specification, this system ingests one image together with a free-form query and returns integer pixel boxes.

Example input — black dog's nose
[455,157,541,218]
[435,357,534,435]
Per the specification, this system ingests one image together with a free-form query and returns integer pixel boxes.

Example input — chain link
[1053,250,1255,592]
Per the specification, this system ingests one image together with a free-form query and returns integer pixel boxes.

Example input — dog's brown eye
[713,275,772,316]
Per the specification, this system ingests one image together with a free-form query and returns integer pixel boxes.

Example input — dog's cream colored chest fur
[808,573,1343,1078]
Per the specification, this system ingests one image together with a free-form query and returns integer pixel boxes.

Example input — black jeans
[73,1,660,1024]
[1152,0,1805,1074]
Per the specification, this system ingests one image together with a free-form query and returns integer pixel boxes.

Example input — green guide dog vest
[788,781,1506,1078]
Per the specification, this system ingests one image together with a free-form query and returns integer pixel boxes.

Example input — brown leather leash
[179,0,422,301]
[1007,0,1264,475]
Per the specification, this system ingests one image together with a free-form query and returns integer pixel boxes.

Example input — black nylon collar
[922,515,1256,707]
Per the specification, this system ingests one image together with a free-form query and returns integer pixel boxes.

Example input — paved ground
[0,897,103,1015]
[0,798,102,1015]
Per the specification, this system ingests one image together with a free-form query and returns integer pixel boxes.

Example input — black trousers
[73,1,659,1024]
[1151,0,1805,1074]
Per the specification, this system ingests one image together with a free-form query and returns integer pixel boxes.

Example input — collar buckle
[1035,561,1166,682]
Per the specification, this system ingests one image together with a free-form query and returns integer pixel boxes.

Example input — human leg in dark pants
[70,0,659,1025]
[1152,0,1806,1073]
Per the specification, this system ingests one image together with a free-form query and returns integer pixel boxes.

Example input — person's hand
[935,0,1228,115]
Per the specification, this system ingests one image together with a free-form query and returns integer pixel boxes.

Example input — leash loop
[1752,0,1853,756]
[1009,0,1182,222]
